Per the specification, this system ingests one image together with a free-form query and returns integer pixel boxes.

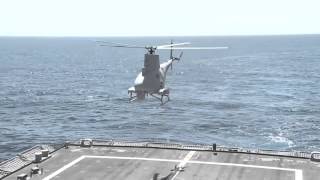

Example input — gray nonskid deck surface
[4,146,320,180]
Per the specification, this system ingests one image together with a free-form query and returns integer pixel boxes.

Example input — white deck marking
[295,170,303,180]
[188,160,299,171]
[188,160,303,180]
[179,151,196,168]
[42,156,85,180]
[171,151,196,180]
[84,155,181,162]
[42,154,303,180]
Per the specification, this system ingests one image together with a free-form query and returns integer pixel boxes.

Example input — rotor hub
[146,46,157,54]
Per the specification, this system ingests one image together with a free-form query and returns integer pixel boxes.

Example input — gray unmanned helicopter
[98,41,227,104]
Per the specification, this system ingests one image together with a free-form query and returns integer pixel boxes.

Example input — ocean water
[0,35,320,160]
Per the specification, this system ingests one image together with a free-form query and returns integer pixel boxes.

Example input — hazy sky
[1,0,319,36]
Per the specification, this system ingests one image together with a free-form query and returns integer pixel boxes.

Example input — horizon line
[1,33,320,38]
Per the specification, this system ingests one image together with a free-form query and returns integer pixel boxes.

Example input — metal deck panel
[3,146,319,180]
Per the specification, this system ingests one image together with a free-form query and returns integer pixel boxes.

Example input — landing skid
[150,93,170,105]
[128,91,140,102]
[128,91,170,105]
[129,96,137,102]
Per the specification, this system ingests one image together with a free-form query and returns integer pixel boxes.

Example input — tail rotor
[170,52,183,70]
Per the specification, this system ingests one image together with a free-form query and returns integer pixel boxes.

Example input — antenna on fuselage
[170,40,173,60]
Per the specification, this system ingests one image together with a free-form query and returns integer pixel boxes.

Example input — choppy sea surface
[0,35,320,160]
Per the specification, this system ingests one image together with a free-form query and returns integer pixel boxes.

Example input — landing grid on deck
[0,139,317,179]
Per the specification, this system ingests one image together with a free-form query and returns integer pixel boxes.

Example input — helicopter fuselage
[128,53,175,102]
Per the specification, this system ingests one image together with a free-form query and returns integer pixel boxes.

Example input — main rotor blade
[96,41,145,48]
[100,44,146,49]
[157,42,191,49]
[159,47,229,50]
